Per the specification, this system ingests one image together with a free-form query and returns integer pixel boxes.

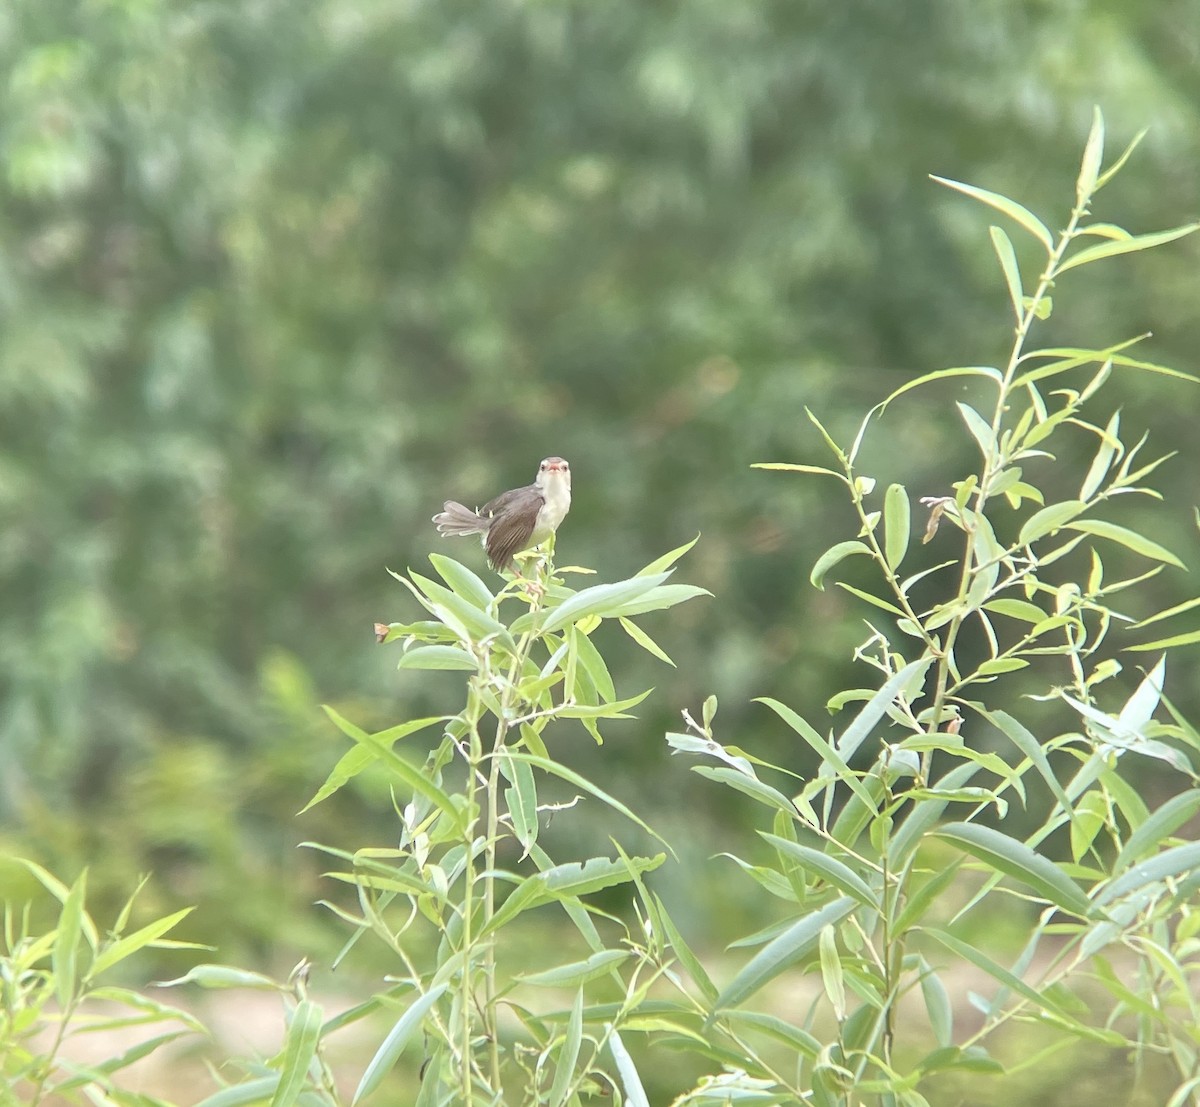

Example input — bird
[432,457,572,573]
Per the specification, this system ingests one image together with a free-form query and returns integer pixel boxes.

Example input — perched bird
[432,457,571,573]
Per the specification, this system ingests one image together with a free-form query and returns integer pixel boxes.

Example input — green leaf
[718,1010,821,1058]
[1057,223,1200,273]
[754,697,878,812]
[194,1077,281,1107]
[1096,127,1149,190]
[880,366,1002,411]
[548,989,584,1107]
[54,870,89,1007]
[884,483,911,571]
[554,687,651,719]
[836,657,934,762]
[1127,629,1200,653]
[1018,500,1087,546]
[657,898,719,1004]
[1096,840,1200,907]
[919,960,953,1048]
[932,822,1093,918]
[752,462,847,480]
[1076,106,1104,204]
[692,767,800,819]
[157,964,281,990]
[810,541,873,590]
[537,573,671,634]
[396,644,477,670]
[989,225,1023,322]
[271,999,323,1107]
[428,552,494,609]
[1079,410,1120,501]
[924,929,1078,1021]
[818,925,845,1019]
[834,581,906,616]
[761,834,878,909]
[506,753,669,848]
[303,715,445,812]
[983,599,1047,624]
[607,1028,650,1107]
[503,751,539,856]
[321,706,465,835]
[931,175,1053,252]
[714,897,856,1010]
[973,658,1029,677]
[410,570,513,648]
[619,616,674,665]
[486,855,665,934]
[610,583,711,617]
[1063,520,1184,568]
[91,908,195,979]
[351,984,448,1104]
[518,950,630,988]
[981,708,1072,820]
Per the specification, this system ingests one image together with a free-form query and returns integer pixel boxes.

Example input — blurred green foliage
[1,0,1198,956]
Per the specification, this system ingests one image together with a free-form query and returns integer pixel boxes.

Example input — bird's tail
[432,501,488,537]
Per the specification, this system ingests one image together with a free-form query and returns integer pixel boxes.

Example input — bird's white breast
[532,471,571,545]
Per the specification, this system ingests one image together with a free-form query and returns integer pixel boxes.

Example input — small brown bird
[432,457,572,573]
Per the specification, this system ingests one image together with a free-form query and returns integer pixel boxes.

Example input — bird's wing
[481,485,544,571]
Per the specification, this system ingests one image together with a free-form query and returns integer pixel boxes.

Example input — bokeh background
[2,0,1199,1033]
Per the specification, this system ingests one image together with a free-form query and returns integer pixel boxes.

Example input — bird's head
[536,457,571,490]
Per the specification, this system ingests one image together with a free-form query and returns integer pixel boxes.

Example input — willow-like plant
[658,109,1200,1106]
[278,544,707,1104]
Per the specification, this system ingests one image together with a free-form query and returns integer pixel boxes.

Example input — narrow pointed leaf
[761,835,878,908]
[538,573,671,633]
[608,1028,650,1107]
[548,989,585,1107]
[989,226,1023,321]
[271,999,323,1107]
[933,822,1093,917]
[1064,520,1184,568]
[1058,223,1200,273]
[931,175,1053,251]
[714,897,856,1010]
[352,984,448,1104]
[91,908,195,978]
[1076,106,1104,203]
[54,871,89,1007]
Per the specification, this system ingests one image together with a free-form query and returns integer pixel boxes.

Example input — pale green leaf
[931,175,1053,251]
[933,822,1093,917]
[1064,520,1184,568]
[396,645,477,670]
[761,834,878,909]
[1076,106,1104,204]
[548,989,584,1107]
[880,366,1002,411]
[989,225,1023,321]
[271,1000,323,1107]
[1058,223,1200,273]
[352,985,448,1104]
[714,897,856,1010]
[1018,500,1087,546]
[810,540,873,590]
[884,483,911,571]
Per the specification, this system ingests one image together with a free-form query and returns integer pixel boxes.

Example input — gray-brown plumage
[432,457,571,573]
